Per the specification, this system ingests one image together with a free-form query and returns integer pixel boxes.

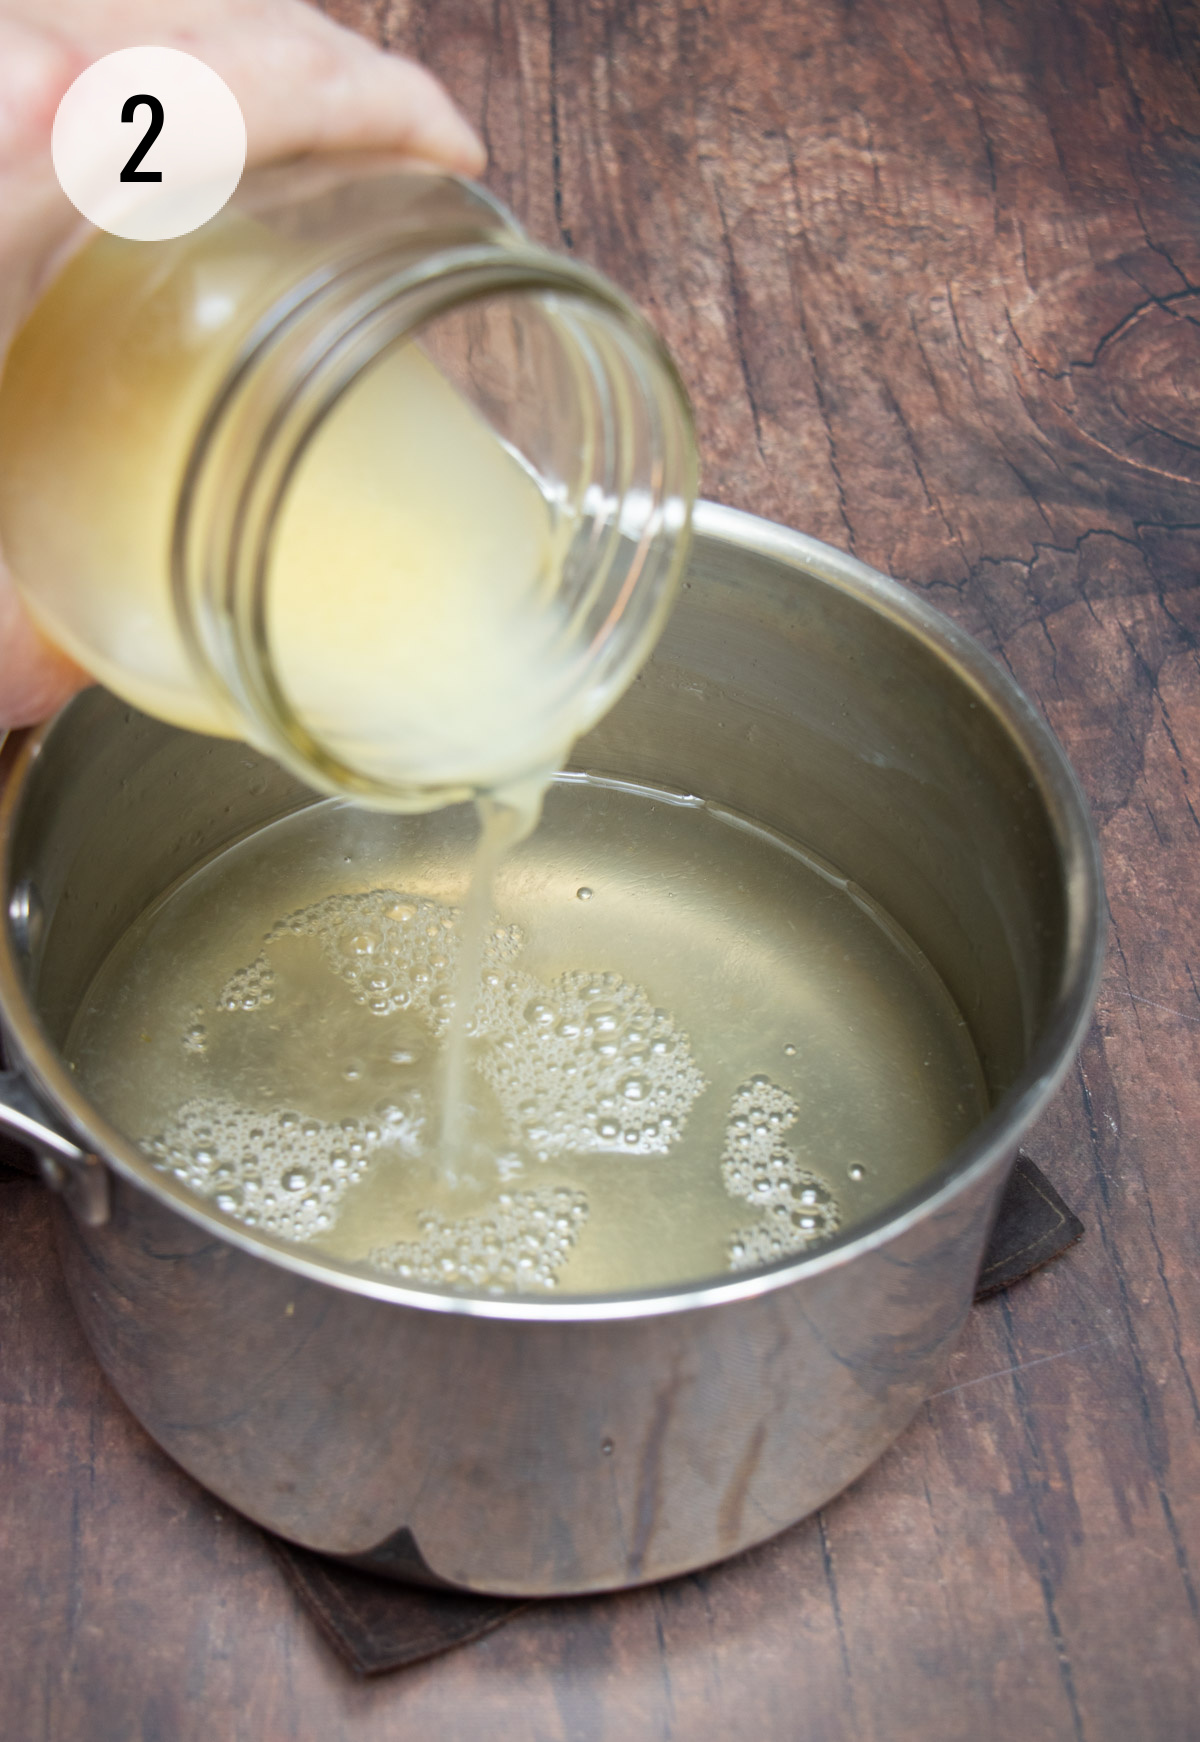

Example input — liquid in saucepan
[67,776,988,1294]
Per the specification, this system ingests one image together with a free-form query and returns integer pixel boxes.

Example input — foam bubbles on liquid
[141,1098,399,1240]
[216,953,275,1012]
[477,969,707,1159]
[369,1184,588,1293]
[254,889,522,1031]
[721,1075,840,1270]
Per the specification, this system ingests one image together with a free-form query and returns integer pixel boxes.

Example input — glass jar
[0,161,697,809]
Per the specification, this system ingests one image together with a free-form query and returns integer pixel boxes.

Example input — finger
[0,15,85,166]
[39,0,487,177]
[228,11,488,176]
[0,16,88,307]
[0,3,486,328]
[0,570,90,728]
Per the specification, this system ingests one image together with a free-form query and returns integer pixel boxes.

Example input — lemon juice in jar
[0,165,696,811]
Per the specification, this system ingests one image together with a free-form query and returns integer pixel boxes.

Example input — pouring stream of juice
[261,342,575,1178]
[437,798,541,1178]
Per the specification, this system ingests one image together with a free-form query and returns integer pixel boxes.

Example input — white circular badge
[52,47,247,242]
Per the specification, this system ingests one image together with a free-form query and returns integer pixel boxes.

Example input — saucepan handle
[0,1068,111,1226]
[1,727,111,1229]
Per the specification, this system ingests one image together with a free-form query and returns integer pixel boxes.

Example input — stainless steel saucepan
[0,503,1103,1596]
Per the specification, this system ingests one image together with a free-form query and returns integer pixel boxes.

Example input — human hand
[0,0,485,728]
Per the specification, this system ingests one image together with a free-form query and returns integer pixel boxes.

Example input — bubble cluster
[216,953,275,1012]
[223,889,523,1032]
[478,969,707,1159]
[726,1194,839,1271]
[369,1185,589,1292]
[141,1097,402,1240]
[722,1076,804,1204]
[721,1075,840,1270]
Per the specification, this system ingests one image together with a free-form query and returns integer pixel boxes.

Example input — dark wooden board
[3,1,1199,1735]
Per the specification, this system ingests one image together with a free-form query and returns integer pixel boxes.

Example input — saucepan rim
[0,500,1105,1322]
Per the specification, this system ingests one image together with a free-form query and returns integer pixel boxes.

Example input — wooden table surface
[4,1,1199,1736]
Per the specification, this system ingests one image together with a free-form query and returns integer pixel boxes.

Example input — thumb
[0,556,91,728]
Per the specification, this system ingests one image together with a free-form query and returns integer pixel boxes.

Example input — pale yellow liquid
[0,220,584,806]
[0,219,329,734]
[66,779,988,1295]
[265,346,575,800]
